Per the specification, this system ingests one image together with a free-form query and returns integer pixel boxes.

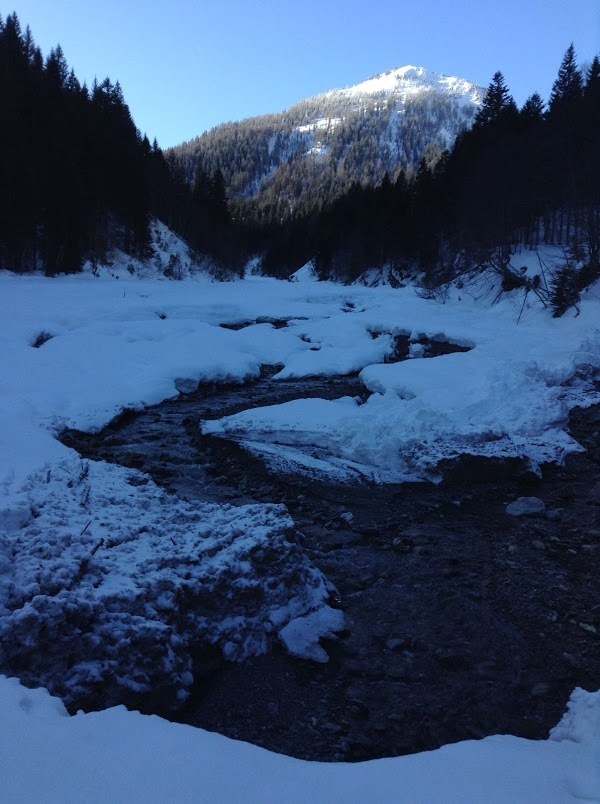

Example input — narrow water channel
[61,370,600,762]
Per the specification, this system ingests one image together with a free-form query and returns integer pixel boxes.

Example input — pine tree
[23,25,36,65]
[549,44,583,114]
[584,55,600,107]
[1,13,25,65]
[586,56,600,91]
[45,45,68,88]
[520,92,545,122]
[473,71,517,128]
[65,68,80,94]
[208,169,230,224]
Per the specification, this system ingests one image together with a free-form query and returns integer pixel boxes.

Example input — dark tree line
[0,13,240,276]
[257,45,600,303]
[4,17,598,299]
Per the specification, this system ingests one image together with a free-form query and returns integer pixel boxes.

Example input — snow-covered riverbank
[1,253,600,798]
[3,255,600,491]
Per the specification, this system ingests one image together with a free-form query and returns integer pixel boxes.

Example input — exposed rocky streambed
[62,365,600,763]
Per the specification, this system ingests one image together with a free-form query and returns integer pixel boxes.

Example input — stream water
[61,365,600,762]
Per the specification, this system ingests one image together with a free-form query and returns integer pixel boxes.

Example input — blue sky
[10,1,600,147]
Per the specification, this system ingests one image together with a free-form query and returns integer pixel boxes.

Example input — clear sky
[9,1,600,148]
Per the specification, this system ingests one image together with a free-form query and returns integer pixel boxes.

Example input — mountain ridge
[170,65,484,223]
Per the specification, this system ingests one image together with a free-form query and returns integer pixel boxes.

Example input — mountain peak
[321,65,483,105]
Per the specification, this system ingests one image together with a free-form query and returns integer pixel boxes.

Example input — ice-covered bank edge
[1,676,599,803]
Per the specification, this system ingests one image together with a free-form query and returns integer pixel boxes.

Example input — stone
[579,623,598,634]
[386,638,406,651]
[506,497,546,517]
[531,539,545,551]
[174,377,199,394]
[562,652,581,669]
[340,511,354,524]
[545,508,562,522]
[347,700,370,719]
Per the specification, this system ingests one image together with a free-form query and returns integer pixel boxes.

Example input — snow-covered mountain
[319,64,482,105]
[170,66,484,222]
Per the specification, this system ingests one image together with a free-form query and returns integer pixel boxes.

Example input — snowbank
[0,457,335,706]
[1,675,599,802]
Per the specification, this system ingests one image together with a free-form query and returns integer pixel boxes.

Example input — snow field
[1,250,600,796]
[1,675,599,802]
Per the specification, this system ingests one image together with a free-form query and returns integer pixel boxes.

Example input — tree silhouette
[549,44,583,115]
[473,71,517,128]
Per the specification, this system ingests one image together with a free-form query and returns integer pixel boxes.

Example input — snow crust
[1,675,599,802]
[0,457,333,705]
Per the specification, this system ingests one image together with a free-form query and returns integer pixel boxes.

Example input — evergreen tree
[45,44,68,87]
[584,55,600,113]
[549,44,583,114]
[0,15,170,273]
[473,71,517,128]
[520,92,545,122]
[208,169,230,224]
[23,25,37,65]
[585,55,600,94]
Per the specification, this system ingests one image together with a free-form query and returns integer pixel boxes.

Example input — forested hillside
[170,66,483,224]
[259,46,600,314]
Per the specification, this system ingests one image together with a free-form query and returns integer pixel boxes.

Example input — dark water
[61,370,600,762]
